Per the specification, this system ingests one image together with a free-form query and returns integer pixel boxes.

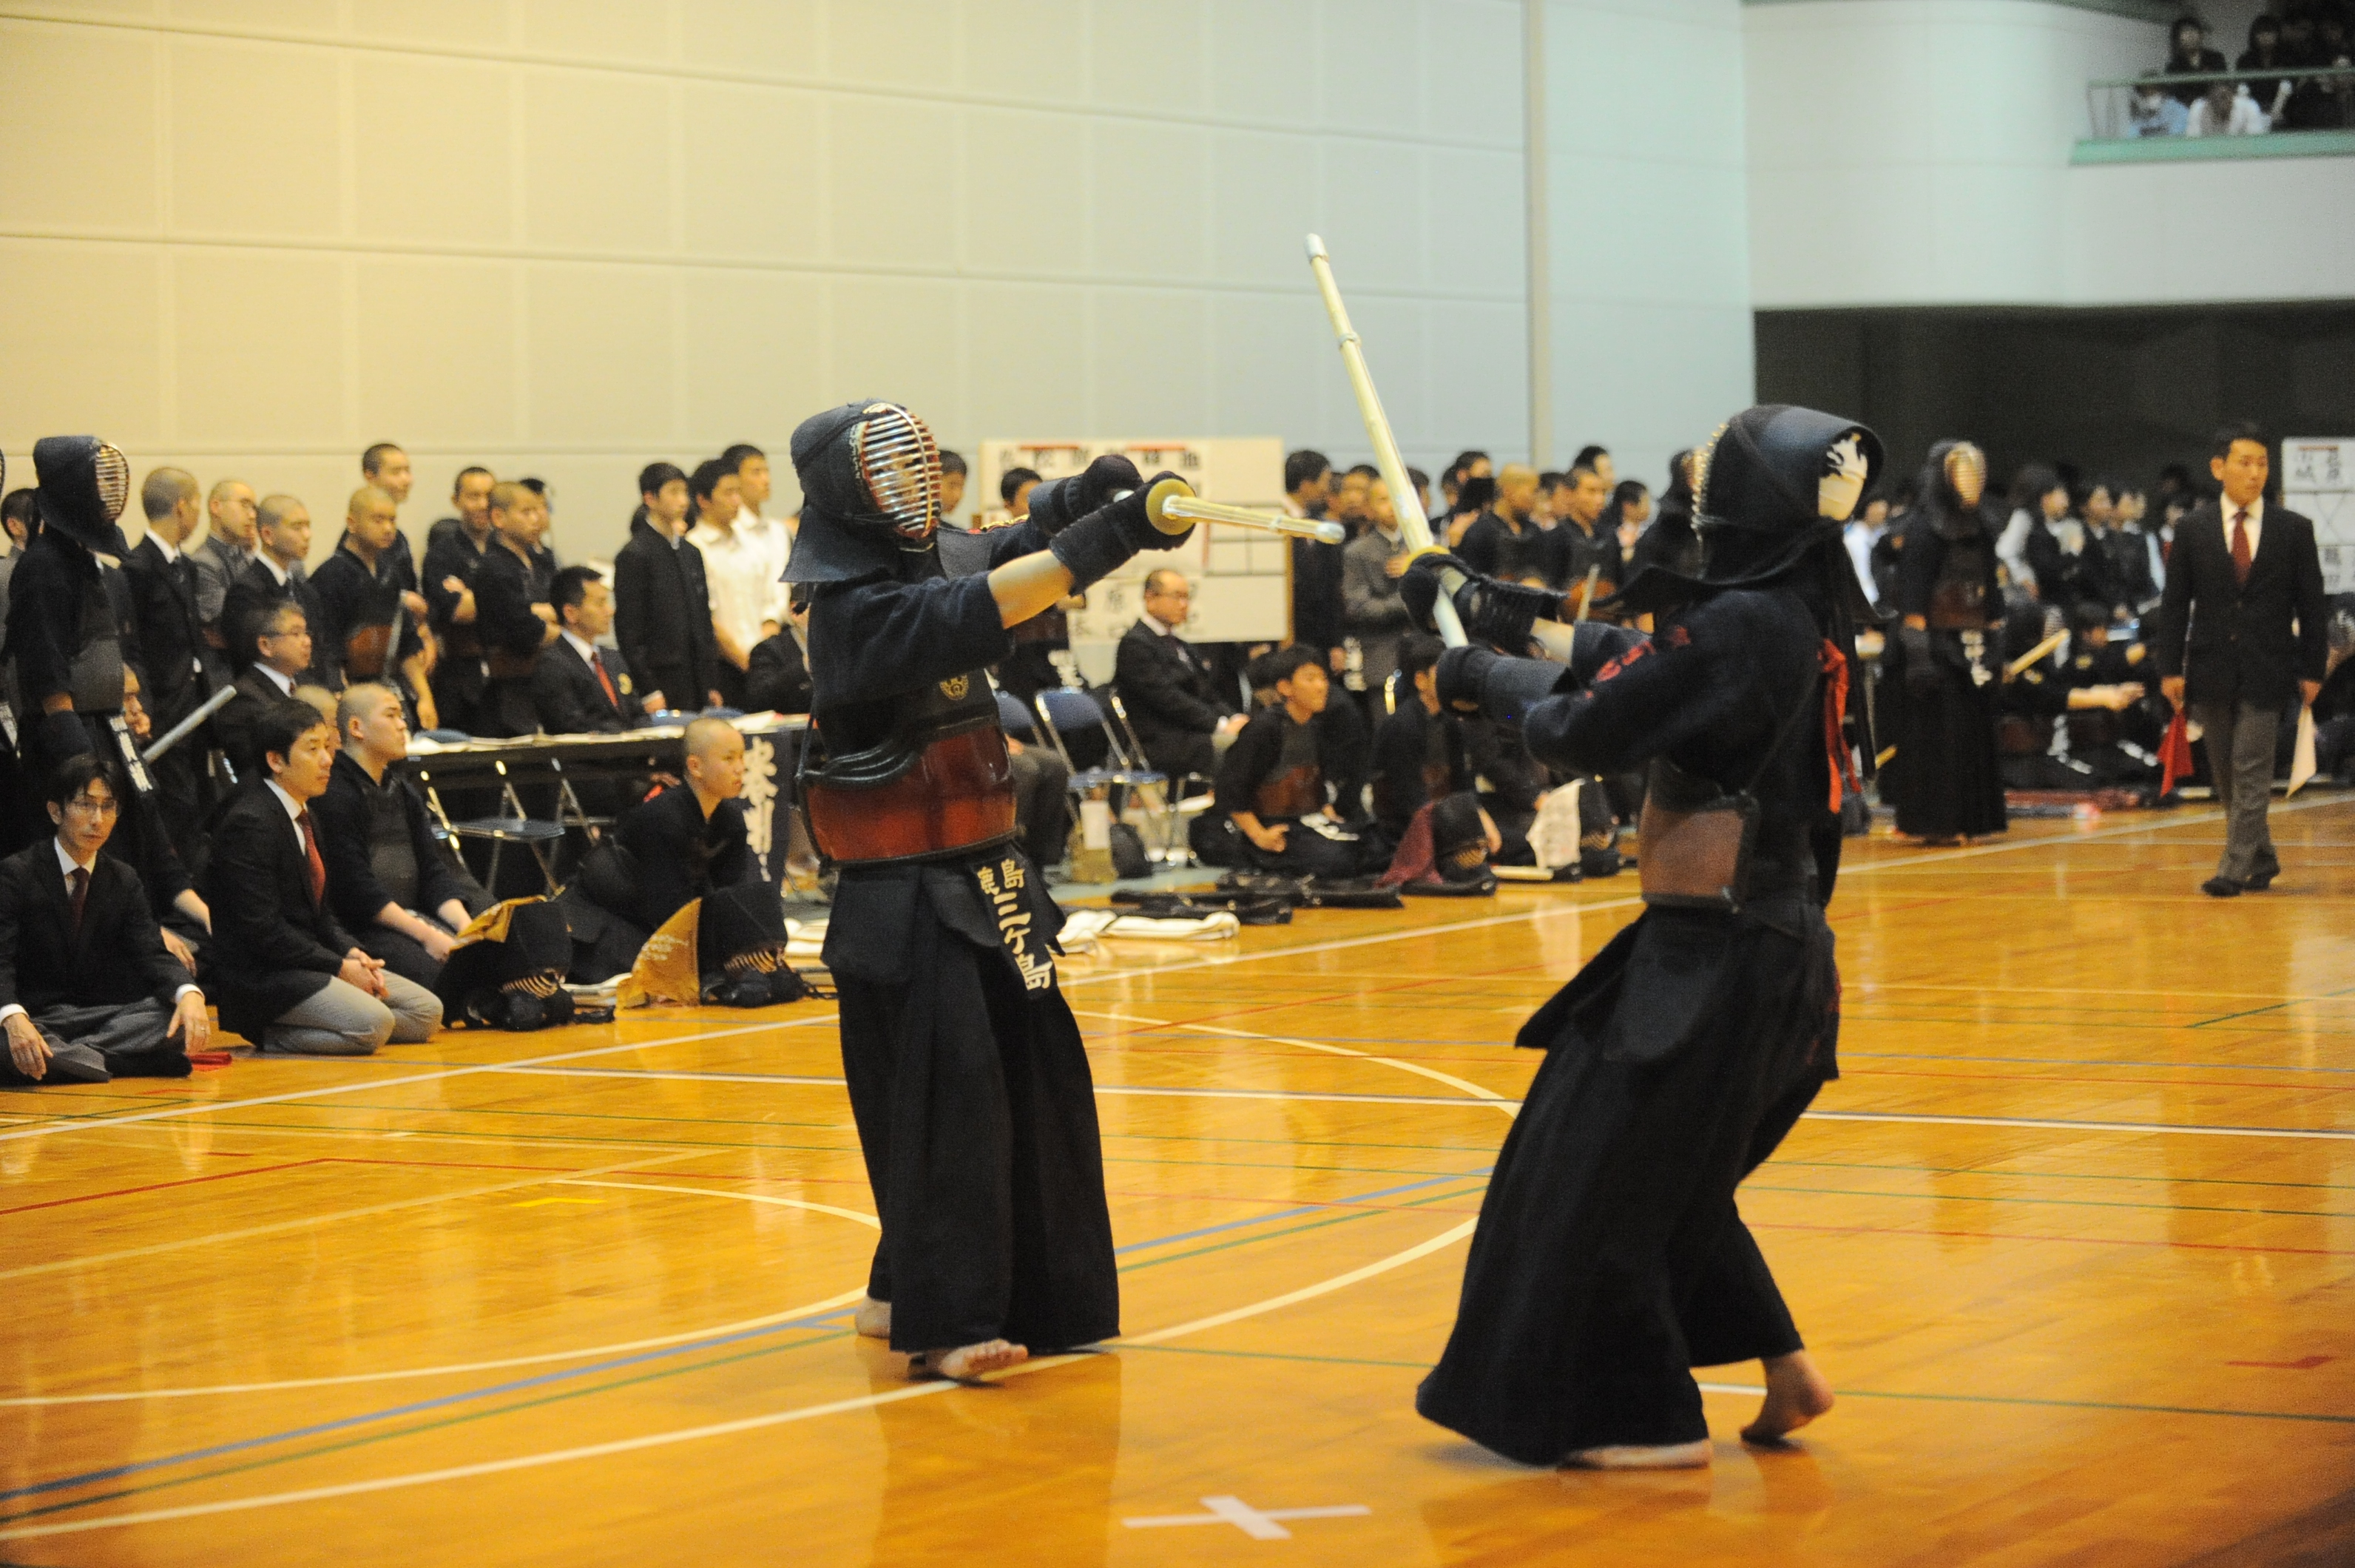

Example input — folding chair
[412,757,567,896]
[1030,688,1170,863]
[1104,688,1206,863]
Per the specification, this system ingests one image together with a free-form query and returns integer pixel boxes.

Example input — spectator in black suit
[1113,569,1240,781]
[213,600,317,785]
[0,756,209,1086]
[314,683,489,987]
[421,465,497,736]
[1283,449,1345,671]
[313,485,433,726]
[613,462,720,717]
[127,467,215,858]
[221,494,332,685]
[744,588,812,715]
[471,481,562,737]
[200,700,442,1053]
[2151,422,2329,897]
[533,566,653,733]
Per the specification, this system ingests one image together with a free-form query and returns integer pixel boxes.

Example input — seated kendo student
[744,587,812,714]
[1371,633,1472,847]
[314,683,491,987]
[1198,645,1379,876]
[1998,602,2149,792]
[531,566,655,734]
[212,600,317,785]
[113,666,212,973]
[564,717,797,1002]
[201,700,444,1054]
[0,756,212,1087]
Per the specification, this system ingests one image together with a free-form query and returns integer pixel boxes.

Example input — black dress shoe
[2246,868,2278,891]
[2201,876,2243,898]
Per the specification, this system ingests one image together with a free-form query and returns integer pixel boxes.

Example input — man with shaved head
[349,444,421,598]
[314,486,433,728]
[191,478,259,679]
[468,480,561,737]
[126,467,214,854]
[221,495,331,686]
[1459,463,1544,587]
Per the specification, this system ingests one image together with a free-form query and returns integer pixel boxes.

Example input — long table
[397,714,809,888]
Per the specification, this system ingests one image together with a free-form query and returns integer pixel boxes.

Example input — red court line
[0,1160,327,1217]
[1751,1219,2355,1258]
[311,1158,597,1175]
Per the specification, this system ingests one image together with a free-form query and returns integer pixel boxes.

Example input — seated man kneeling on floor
[315,683,491,987]
[1197,643,1379,877]
[564,716,797,1003]
[203,699,445,1054]
[0,757,211,1086]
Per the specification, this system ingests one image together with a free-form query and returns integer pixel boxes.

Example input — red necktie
[590,649,621,709]
[2231,509,2252,587]
[298,811,326,904]
[67,866,88,940]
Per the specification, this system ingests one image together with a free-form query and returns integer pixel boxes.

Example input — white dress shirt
[691,514,791,655]
[0,839,201,1025]
[2222,495,2264,561]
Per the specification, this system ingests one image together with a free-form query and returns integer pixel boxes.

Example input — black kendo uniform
[1890,442,2007,841]
[4,440,148,823]
[787,402,1189,1359]
[1627,451,1701,579]
[1405,405,1880,1465]
[312,543,425,722]
[1372,693,1473,847]
[471,541,555,738]
[421,524,492,735]
[1206,695,1374,877]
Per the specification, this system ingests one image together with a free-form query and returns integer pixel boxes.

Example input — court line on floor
[0,1018,824,1147]
[1800,1109,2355,1142]
[0,1178,1485,1518]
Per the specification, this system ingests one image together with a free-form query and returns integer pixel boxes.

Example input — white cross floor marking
[1123,1496,1371,1540]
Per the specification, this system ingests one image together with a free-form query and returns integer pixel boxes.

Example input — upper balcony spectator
[2161,15,2228,104]
[2188,80,2271,136]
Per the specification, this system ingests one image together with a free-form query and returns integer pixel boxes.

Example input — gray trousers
[2190,700,2282,882]
[0,999,183,1085]
[264,973,443,1056]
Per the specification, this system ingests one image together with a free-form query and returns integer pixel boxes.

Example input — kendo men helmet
[32,436,134,557]
[784,402,950,584]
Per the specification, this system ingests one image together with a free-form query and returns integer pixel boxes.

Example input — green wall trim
[2072,131,2355,164]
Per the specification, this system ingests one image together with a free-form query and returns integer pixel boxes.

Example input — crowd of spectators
[2129,9,2354,138]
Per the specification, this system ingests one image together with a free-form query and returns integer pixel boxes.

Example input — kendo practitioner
[787,400,1193,1383]
[312,485,433,728]
[4,439,146,827]
[1996,604,2152,793]
[1372,633,1473,847]
[1203,644,1377,877]
[472,482,562,738]
[1888,442,2007,845]
[1402,404,1880,1470]
[421,467,497,735]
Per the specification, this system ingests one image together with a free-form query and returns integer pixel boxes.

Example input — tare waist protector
[800,672,1017,866]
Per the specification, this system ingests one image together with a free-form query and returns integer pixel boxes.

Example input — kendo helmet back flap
[32,436,133,556]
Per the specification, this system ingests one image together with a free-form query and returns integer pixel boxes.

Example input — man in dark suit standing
[2152,422,2328,897]
[744,589,812,714]
[200,700,442,1052]
[0,755,209,1086]
[1114,569,1242,781]
[533,566,652,734]
[127,467,216,858]
[221,495,333,685]
[613,462,720,717]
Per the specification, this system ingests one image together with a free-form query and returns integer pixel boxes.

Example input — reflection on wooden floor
[2,798,2351,1567]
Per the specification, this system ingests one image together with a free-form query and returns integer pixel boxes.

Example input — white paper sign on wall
[2283,438,2355,594]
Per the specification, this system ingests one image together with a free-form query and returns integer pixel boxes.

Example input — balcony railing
[2081,65,2355,162]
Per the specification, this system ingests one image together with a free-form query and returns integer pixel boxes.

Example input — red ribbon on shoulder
[1820,640,1861,812]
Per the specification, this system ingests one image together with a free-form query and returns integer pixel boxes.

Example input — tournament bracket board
[974,438,1288,683]
[2283,436,2354,593]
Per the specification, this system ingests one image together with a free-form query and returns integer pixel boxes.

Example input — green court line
[1115,1345,2355,1426]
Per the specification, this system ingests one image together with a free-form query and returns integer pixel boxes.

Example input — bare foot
[854,1296,891,1339]
[910,1339,1028,1384]
[1564,1440,1712,1470]
[1742,1350,1835,1444]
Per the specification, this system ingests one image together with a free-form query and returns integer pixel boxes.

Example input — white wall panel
[1,0,1534,559]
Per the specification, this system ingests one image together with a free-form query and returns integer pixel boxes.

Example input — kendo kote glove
[1047,471,1195,592]
[1025,453,1145,538]
[1899,624,1939,696]
[1400,552,1562,653]
[1433,644,1497,714]
[34,708,95,766]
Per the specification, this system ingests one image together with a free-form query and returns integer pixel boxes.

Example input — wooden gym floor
[2,798,2351,1567]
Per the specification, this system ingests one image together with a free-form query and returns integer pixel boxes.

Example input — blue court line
[1,1166,1490,1505]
